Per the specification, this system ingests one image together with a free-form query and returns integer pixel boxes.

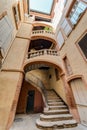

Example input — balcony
[31,30,56,45]
[24,49,63,73]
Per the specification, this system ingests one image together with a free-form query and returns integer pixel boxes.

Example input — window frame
[76,31,87,62]
[0,11,13,64]
[67,0,87,26]
[57,29,65,49]
[12,2,21,30]
[61,17,73,37]
[63,55,73,76]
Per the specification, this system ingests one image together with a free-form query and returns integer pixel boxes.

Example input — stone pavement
[10,113,40,130]
[10,114,87,130]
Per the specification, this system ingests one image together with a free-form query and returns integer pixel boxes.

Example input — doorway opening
[26,90,35,113]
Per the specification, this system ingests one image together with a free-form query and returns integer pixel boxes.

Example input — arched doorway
[69,77,87,125]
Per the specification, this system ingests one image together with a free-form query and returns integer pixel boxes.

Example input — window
[69,1,87,25]
[63,56,72,75]
[61,18,72,36]
[78,33,87,59]
[0,12,13,67]
[57,30,64,48]
[0,12,13,56]
[12,2,21,29]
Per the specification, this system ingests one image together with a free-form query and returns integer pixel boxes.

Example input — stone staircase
[36,90,77,129]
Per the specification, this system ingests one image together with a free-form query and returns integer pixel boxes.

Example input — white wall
[52,0,66,30]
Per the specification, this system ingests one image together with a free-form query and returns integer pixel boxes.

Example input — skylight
[30,0,54,15]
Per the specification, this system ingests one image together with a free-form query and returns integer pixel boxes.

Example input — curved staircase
[36,90,77,129]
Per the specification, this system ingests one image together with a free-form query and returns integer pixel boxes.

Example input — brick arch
[24,60,64,74]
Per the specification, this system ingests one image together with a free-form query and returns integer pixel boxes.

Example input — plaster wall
[0,0,24,38]
[28,69,50,89]
[0,72,23,130]
[0,37,29,130]
[59,12,87,81]
[55,0,73,36]
[49,67,67,104]
[2,38,29,70]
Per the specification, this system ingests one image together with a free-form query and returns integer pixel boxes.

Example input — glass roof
[30,0,54,15]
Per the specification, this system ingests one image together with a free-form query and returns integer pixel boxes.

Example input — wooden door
[70,78,87,125]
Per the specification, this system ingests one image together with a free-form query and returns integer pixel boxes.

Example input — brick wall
[16,80,44,113]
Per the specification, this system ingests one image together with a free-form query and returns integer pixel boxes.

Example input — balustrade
[28,49,59,58]
[32,30,54,35]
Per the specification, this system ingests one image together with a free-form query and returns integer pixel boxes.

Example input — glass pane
[70,17,77,25]
[69,1,87,25]
[72,13,79,20]
[75,7,83,14]
[78,1,87,11]
[30,0,53,15]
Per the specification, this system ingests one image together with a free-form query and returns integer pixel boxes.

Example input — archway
[24,60,63,74]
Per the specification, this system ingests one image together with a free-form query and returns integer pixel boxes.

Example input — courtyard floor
[10,113,87,130]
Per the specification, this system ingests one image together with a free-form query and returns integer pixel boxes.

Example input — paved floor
[10,113,40,130]
[10,113,87,130]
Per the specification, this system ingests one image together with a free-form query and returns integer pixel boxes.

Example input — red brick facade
[16,80,44,113]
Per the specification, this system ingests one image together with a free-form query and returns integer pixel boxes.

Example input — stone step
[46,92,57,95]
[48,99,62,102]
[36,119,77,129]
[44,109,69,115]
[36,90,77,130]
[40,114,73,121]
[47,94,57,96]
[47,96,59,98]
[46,90,55,92]
[48,101,64,106]
[47,98,61,100]
[49,105,68,110]
[46,93,56,95]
